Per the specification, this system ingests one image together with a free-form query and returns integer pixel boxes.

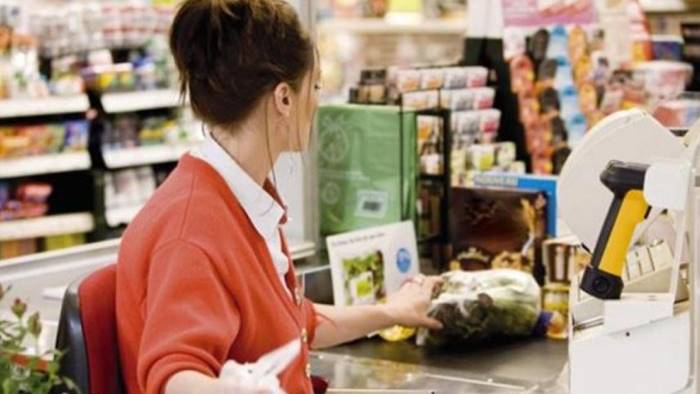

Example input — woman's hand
[383,275,444,330]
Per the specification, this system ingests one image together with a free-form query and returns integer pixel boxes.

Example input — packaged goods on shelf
[540,236,591,340]
[653,95,700,128]
[505,21,693,175]
[632,61,693,103]
[0,120,89,159]
[449,187,549,284]
[0,182,52,222]
[0,238,38,260]
[0,16,49,100]
[417,116,444,175]
[44,233,86,252]
[27,2,174,57]
[350,66,490,106]
[102,113,194,153]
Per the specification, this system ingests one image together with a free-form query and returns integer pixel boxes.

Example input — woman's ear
[273,82,293,117]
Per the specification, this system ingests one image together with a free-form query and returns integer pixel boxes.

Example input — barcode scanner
[580,160,650,300]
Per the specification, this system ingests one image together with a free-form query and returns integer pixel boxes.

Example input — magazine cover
[327,221,420,306]
[450,187,548,284]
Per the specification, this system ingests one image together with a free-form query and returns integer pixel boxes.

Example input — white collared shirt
[190,133,291,296]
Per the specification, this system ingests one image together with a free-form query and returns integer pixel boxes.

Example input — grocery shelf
[105,204,144,227]
[0,151,91,179]
[318,18,466,35]
[0,212,95,242]
[101,89,183,113]
[0,95,89,119]
[102,143,194,169]
[640,0,700,13]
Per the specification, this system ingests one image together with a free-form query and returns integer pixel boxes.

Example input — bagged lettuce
[417,269,541,347]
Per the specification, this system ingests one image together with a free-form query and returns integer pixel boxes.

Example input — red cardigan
[115,154,317,394]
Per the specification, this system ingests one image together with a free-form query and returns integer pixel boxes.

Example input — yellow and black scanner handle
[580,160,651,300]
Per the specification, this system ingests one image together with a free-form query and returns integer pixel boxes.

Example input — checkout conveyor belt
[312,338,568,393]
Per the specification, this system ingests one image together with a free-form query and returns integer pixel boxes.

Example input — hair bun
[212,0,249,30]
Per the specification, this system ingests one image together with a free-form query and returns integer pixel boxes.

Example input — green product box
[317,104,417,236]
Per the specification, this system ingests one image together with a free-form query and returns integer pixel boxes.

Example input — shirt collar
[194,133,287,239]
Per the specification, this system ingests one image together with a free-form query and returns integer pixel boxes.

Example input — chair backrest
[56,264,123,394]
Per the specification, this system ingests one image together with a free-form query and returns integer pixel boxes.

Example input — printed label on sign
[355,190,389,218]
[396,248,412,273]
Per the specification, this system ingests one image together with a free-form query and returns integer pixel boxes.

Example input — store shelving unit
[102,143,195,169]
[413,105,452,267]
[0,213,95,242]
[0,95,90,119]
[104,204,144,228]
[640,0,691,13]
[317,18,467,35]
[0,152,91,179]
[101,89,182,114]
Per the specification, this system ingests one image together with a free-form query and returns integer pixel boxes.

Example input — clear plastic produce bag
[417,269,541,347]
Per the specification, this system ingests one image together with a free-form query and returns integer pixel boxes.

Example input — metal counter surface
[312,338,569,393]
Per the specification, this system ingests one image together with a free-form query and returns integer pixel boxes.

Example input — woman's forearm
[165,370,221,394]
[311,303,397,349]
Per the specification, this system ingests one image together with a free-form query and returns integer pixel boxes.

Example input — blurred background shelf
[102,143,194,169]
[101,89,182,114]
[641,0,700,13]
[0,95,89,119]
[0,213,95,242]
[0,152,91,179]
[105,204,144,227]
[317,18,466,35]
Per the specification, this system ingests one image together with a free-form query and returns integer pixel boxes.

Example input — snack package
[420,68,445,90]
[402,91,439,110]
[479,109,502,134]
[443,67,468,89]
[464,66,489,88]
[394,69,421,93]
[441,89,475,111]
[473,87,496,110]
[417,269,541,347]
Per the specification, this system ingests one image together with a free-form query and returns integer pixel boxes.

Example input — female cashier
[115,1,443,393]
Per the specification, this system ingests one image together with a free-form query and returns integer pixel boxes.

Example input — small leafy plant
[0,284,76,394]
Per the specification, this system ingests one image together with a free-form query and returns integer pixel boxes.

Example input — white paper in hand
[219,340,301,394]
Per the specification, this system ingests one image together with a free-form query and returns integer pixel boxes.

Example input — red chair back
[56,264,123,394]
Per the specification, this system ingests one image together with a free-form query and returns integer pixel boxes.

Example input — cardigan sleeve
[137,239,240,394]
[302,299,318,346]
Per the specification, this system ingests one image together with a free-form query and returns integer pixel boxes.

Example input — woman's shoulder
[124,155,247,246]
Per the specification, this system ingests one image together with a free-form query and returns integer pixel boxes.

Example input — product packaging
[471,173,558,236]
[440,89,475,111]
[318,105,417,235]
[467,145,495,171]
[327,221,419,307]
[464,66,489,88]
[416,269,541,347]
[472,87,496,110]
[64,120,90,151]
[402,91,439,110]
[450,187,549,283]
[393,69,422,93]
[417,116,443,175]
[420,68,445,90]
[443,67,469,89]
